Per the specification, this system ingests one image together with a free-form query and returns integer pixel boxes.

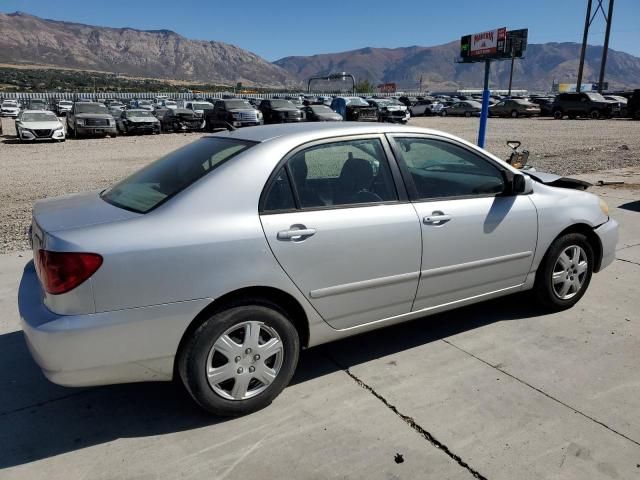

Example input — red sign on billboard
[470,27,506,57]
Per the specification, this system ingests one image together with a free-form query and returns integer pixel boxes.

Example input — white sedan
[16,110,66,142]
[1,100,20,118]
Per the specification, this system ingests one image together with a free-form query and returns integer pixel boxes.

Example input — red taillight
[35,250,103,295]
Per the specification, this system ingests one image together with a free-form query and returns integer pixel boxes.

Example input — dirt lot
[1,116,639,253]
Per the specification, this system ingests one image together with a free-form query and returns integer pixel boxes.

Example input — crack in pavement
[616,242,640,252]
[441,339,640,448]
[617,258,640,266]
[325,353,488,480]
[0,390,90,418]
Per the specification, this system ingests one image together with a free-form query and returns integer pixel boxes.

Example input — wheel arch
[173,286,310,379]
[539,223,604,274]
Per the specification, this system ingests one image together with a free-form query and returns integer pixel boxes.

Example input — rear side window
[101,138,253,213]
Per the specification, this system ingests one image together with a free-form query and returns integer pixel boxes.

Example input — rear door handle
[423,212,452,225]
[277,225,317,241]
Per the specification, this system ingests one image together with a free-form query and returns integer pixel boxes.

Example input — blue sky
[2,0,639,60]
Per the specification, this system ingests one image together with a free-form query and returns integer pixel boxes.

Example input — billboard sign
[503,29,528,58]
[470,28,506,57]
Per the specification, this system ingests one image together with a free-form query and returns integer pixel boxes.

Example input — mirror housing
[502,171,533,195]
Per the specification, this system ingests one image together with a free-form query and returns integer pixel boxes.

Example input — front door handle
[277,224,317,241]
[423,211,452,225]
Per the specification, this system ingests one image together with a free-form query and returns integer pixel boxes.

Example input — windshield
[101,138,254,213]
[310,105,334,114]
[75,103,109,114]
[22,112,58,122]
[225,100,252,109]
[127,110,154,118]
[270,100,296,108]
[191,103,213,110]
[585,93,606,102]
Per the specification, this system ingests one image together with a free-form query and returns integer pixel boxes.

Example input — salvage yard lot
[0,116,639,479]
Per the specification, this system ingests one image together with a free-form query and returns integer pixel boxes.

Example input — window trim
[259,133,409,215]
[386,133,511,203]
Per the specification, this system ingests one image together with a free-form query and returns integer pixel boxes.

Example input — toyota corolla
[19,123,618,416]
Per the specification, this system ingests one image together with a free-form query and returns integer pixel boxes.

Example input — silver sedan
[20,122,618,416]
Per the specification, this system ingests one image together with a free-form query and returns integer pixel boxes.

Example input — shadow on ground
[0,293,542,469]
[618,200,640,212]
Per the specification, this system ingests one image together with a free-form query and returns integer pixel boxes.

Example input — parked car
[1,100,20,118]
[627,89,640,119]
[330,97,377,121]
[25,99,49,111]
[442,101,482,117]
[604,95,628,117]
[551,92,619,119]
[185,101,214,117]
[19,122,618,417]
[135,100,155,112]
[398,96,419,107]
[259,99,304,124]
[490,99,541,118]
[54,100,74,116]
[66,102,117,139]
[301,104,343,122]
[409,99,444,116]
[205,99,264,130]
[115,109,161,135]
[367,99,410,123]
[160,100,178,110]
[155,108,206,132]
[15,110,65,142]
[528,97,555,117]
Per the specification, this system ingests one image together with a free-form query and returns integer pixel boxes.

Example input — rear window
[101,138,254,213]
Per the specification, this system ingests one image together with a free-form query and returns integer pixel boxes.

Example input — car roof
[211,122,451,144]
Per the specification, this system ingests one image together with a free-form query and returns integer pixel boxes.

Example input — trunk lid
[33,190,140,233]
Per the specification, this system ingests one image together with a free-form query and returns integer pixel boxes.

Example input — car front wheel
[178,304,300,416]
[534,233,594,311]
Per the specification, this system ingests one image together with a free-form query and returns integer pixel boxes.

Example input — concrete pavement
[0,170,638,479]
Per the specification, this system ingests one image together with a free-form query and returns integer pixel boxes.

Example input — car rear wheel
[440,110,447,117]
[465,111,472,117]
[511,110,519,118]
[534,233,594,311]
[553,109,563,120]
[590,109,601,120]
[178,304,300,416]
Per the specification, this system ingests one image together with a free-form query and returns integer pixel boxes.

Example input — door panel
[412,195,537,310]
[261,204,421,329]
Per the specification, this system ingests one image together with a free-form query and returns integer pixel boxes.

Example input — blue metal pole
[477,59,491,148]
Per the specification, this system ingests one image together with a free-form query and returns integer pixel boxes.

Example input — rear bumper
[595,218,619,271]
[19,261,211,386]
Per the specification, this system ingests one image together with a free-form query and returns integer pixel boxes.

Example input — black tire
[178,304,300,416]
[534,233,594,311]
[511,110,519,118]
[590,109,601,120]
[465,111,472,117]
[553,109,563,120]
[440,110,447,117]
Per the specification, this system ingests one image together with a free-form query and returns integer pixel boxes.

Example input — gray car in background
[20,123,617,416]
[442,100,482,117]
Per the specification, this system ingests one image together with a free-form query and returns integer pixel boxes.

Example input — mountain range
[1,11,639,91]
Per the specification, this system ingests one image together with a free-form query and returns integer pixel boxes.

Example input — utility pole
[576,0,615,93]
[598,0,615,93]
[576,0,593,93]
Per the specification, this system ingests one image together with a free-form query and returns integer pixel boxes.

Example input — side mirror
[513,174,527,194]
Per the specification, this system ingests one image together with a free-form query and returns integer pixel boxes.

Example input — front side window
[286,138,397,208]
[393,137,505,199]
[101,138,253,213]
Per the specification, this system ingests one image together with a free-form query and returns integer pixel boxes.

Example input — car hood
[316,113,342,120]
[75,113,113,119]
[524,171,591,190]
[33,190,140,233]
[19,120,62,129]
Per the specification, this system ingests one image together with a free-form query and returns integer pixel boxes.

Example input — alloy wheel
[205,321,284,401]
[552,245,588,300]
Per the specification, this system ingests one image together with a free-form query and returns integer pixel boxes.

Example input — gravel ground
[1,116,639,253]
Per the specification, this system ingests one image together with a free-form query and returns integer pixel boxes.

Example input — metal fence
[0,91,432,101]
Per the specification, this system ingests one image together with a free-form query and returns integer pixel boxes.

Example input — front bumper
[19,261,211,386]
[595,218,619,271]
[76,125,117,136]
[19,129,65,141]
[1,110,19,117]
